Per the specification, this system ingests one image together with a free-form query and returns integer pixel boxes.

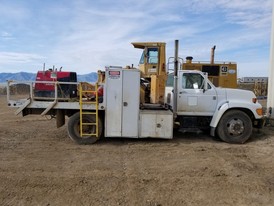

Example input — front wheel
[216,110,252,144]
[67,112,102,144]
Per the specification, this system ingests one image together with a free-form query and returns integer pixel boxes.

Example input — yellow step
[82,123,97,126]
[81,90,96,93]
[81,101,97,104]
[81,112,97,115]
[81,133,97,136]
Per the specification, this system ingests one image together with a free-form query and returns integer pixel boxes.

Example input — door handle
[123,102,128,106]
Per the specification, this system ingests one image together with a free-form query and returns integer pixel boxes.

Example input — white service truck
[6,40,263,144]
[7,67,263,144]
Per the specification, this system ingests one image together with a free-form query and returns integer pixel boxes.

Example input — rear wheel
[67,112,102,144]
[216,110,252,144]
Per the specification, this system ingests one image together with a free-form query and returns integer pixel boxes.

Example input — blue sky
[0,0,272,77]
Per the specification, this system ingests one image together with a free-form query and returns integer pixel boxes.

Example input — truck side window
[147,48,158,64]
[182,73,204,89]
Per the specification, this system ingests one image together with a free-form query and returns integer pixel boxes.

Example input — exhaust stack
[186,56,193,63]
[173,40,179,116]
[211,45,216,64]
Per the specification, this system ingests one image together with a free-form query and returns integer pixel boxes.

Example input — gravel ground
[0,95,274,206]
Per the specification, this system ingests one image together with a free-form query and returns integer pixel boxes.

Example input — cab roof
[131,42,166,49]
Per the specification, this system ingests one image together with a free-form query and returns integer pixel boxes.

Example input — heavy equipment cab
[132,42,167,105]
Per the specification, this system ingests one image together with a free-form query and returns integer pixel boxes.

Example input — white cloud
[182,0,272,28]
[238,61,270,77]
[0,0,271,76]
[1,32,12,37]
[47,0,270,75]
[0,52,45,64]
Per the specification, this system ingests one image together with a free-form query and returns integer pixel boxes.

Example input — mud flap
[56,110,65,128]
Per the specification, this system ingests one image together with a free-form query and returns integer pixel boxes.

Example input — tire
[67,112,102,144]
[216,110,252,144]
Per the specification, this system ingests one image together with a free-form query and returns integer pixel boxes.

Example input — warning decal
[109,71,120,79]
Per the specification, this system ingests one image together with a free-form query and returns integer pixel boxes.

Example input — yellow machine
[132,43,237,106]
[132,42,167,104]
[182,46,237,88]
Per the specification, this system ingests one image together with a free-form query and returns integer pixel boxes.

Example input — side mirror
[203,78,208,93]
[203,73,208,93]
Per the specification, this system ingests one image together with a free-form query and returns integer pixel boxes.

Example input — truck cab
[166,70,263,143]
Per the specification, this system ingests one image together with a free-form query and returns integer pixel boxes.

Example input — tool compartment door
[139,110,173,139]
[105,68,140,137]
[122,70,140,137]
[105,69,123,136]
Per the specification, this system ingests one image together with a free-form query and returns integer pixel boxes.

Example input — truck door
[176,71,218,115]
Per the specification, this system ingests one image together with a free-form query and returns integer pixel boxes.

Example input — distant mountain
[0,72,36,82]
[77,73,98,82]
[0,72,98,83]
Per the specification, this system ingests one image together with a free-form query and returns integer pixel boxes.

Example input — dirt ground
[0,95,274,206]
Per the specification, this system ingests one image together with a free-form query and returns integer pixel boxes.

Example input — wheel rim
[227,118,244,136]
